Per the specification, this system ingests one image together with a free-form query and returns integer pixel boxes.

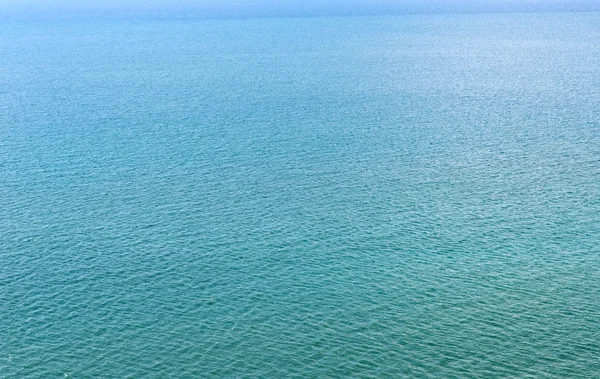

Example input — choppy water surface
[1,12,600,377]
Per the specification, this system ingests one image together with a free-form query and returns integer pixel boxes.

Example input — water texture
[1,12,600,377]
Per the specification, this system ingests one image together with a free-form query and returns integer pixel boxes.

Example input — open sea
[1,11,600,378]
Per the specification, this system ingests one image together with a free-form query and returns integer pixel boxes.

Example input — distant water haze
[2,0,600,18]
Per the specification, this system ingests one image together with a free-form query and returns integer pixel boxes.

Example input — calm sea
[2,12,600,377]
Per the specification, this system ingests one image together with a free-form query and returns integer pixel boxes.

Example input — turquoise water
[2,12,600,377]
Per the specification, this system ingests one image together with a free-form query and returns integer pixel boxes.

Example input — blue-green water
[2,12,600,378]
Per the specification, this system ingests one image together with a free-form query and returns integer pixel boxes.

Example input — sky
[1,0,600,18]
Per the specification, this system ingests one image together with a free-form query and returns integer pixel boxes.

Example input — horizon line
[2,7,600,22]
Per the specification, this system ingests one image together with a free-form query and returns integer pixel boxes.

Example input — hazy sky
[2,0,600,18]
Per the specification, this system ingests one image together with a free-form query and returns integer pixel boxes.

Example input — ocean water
[1,12,600,378]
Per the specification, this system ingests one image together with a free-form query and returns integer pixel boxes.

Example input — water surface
[1,12,600,377]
